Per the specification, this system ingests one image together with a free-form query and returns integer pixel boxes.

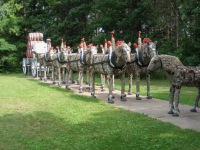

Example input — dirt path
[42,78,200,132]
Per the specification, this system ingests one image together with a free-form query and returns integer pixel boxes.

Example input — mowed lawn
[0,73,200,150]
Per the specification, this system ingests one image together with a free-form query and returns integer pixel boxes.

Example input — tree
[0,0,200,72]
[0,0,23,72]
[180,0,200,65]
[91,0,156,45]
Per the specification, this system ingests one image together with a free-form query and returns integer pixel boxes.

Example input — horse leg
[35,66,37,78]
[128,73,133,95]
[146,73,152,99]
[120,73,127,101]
[86,69,91,89]
[172,86,181,117]
[100,74,105,91]
[44,66,47,82]
[85,70,88,84]
[39,66,42,80]
[62,68,65,83]
[112,75,115,91]
[105,75,108,87]
[36,64,39,78]
[70,69,75,83]
[79,70,83,93]
[58,67,61,86]
[168,85,175,114]
[62,68,65,84]
[108,74,114,103]
[68,68,72,83]
[51,66,53,81]
[90,71,96,98]
[65,68,70,90]
[46,66,48,79]
[77,71,80,85]
[52,66,54,84]
[47,66,50,79]
[52,67,56,84]
[190,86,200,112]
[105,75,115,99]
[64,68,67,87]
[135,69,141,100]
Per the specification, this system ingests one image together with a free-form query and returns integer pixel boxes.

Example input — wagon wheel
[31,58,37,77]
[22,58,27,75]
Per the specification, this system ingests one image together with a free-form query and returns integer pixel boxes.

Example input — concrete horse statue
[125,39,157,100]
[57,47,75,87]
[35,52,52,81]
[44,45,73,86]
[147,54,200,116]
[89,41,131,103]
[99,39,115,92]
[44,49,58,84]
[64,43,97,93]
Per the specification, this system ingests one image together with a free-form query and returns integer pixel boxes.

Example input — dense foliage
[0,0,199,72]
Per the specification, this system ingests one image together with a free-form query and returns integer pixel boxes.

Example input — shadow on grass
[25,76,136,107]
[1,108,200,150]
[25,76,101,104]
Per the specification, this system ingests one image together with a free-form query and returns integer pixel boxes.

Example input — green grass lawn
[0,73,200,150]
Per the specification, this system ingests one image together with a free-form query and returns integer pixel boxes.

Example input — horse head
[87,45,98,65]
[80,45,97,65]
[44,50,57,62]
[114,42,131,65]
[89,46,98,56]
[136,40,157,67]
[57,50,69,63]
[147,55,162,74]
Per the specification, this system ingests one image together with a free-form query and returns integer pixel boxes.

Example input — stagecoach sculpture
[22,32,52,79]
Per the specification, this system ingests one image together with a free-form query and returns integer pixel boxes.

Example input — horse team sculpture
[23,31,199,117]
[56,38,97,93]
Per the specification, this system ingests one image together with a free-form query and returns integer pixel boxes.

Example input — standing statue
[44,39,74,86]
[44,46,58,84]
[89,40,131,103]
[64,38,97,93]
[57,44,75,88]
[125,34,157,100]
[34,39,52,81]
[147,54,200,116]
[99,39,115,92]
